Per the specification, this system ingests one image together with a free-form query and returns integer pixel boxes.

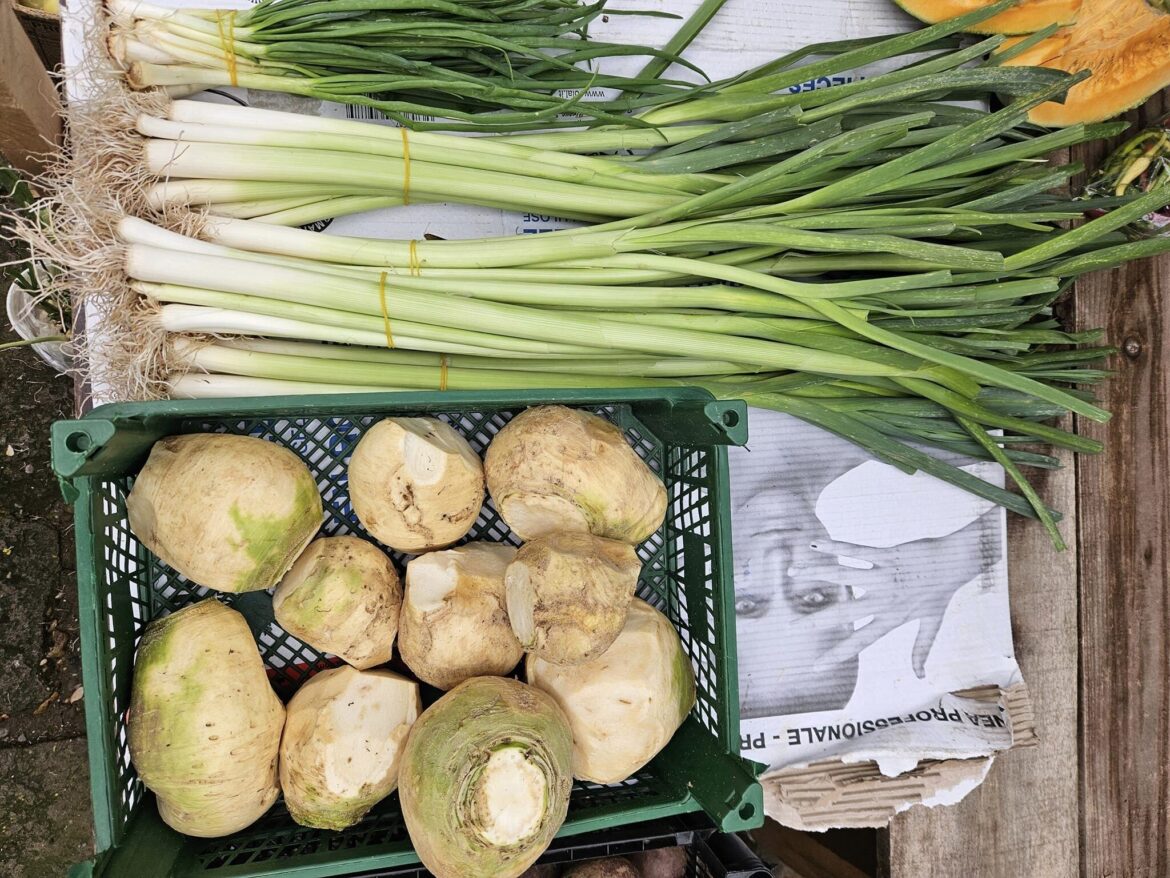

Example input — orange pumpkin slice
[894,0,1082,34]
[998,0,1170,126]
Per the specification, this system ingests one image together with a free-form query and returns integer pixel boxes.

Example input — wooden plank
[0,1,60,174]
[1072,90,1170,878]
[885,444,1080,878]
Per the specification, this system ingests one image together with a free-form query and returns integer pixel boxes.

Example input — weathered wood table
[887,92,1170,878]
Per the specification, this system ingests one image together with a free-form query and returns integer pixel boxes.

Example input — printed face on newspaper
[731,410,1019,773]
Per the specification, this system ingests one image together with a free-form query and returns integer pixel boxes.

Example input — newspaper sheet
[732,411,1019,778]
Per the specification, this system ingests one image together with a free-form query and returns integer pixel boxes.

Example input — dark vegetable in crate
[563,857,640,878]
[629,845,689,878]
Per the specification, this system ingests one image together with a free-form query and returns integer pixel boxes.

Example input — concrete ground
[1,270,94,871]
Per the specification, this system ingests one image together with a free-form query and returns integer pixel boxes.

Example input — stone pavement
[0,304,93,872]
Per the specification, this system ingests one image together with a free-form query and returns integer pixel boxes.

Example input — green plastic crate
[51,388,763,878]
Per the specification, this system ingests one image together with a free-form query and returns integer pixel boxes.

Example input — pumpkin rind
[894,0,1082,34]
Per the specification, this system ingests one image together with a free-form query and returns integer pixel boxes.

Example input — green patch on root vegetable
[273,536,402,670]
[506,532,641,666]
[399,676,572,878]
[280,665,420,831]
[400,542,522,691]
[126,433,322,593]
[129,600,284,837]
[349,417,485,554]
[485,406,666,544]
[527,599,696,784]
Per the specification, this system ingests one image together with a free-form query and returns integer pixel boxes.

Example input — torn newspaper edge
[761,684,1036,830]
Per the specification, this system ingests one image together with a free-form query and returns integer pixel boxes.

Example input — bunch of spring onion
[129,6,1106,226]
[27,4,1170,548]
[106,0,727,130]
[116,157,1170,551]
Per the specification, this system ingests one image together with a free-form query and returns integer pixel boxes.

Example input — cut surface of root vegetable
[279,665,420,831]
[126,433,322,592]
[485,406,666,544]
[526,599,696,784]
[563,857,641,878]
[348,417,484,553]
[273,536,402,670]
[506,532,641,666]
[400,542,522,690]
[128,600,284,837]
[398,676,572,878]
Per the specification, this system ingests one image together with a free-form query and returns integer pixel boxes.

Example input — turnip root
[280,665,420,830]
[129,600,284,837]
[400,542,522,690]
[506,532,641,665]
[273,536,401,669]
[348,417,484,553]
[399,676,572,878]
[629,846,688,878]
[526,599,695,784]
[563,858,640,878]
[126,433,322,593]
[484,406,666,544]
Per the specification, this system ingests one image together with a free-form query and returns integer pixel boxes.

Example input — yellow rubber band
[400,127,411,205]
[378,271,395,348]
[408,239,421,277]
[439,354,449,391]
[216,11,239,87]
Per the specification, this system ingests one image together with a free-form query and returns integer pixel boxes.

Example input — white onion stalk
[156,306,754,376]
[136,114,705,198]
[144,287,616,359]
[168,374,398,398]
[123,245,918,379]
